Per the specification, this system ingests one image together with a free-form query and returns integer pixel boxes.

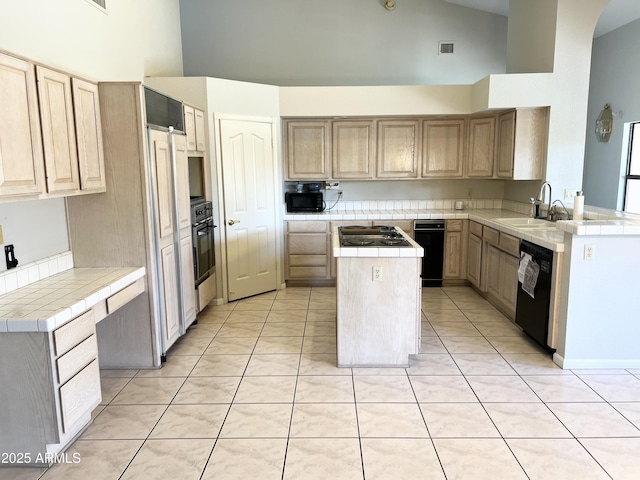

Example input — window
[623,122,640,214]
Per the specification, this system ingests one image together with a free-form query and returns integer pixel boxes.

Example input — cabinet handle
[228,219,240,226]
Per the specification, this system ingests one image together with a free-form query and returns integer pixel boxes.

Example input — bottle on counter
[573,191,584,220]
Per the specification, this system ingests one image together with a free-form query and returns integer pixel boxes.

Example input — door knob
[228,219,240,226]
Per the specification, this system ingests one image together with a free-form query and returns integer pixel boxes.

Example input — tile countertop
[285,207,640,252]
[0,267,145,333]
[287,208,567,252]
[332,227,424,258]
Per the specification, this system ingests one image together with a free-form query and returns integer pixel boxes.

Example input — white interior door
[220,119,277,301]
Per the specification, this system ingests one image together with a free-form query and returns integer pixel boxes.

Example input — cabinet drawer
[56,334,98,385]
[59,359,101,434]
[53,310,95,357]
[469,221,483,237]
[482,226,499,245]
[288,266,328,279]
[499,232,520,257]
[106,277,144,314]
[289,254,328,267]
[446,219,464,232]
[287,233,328,255]
[287,221,328,233]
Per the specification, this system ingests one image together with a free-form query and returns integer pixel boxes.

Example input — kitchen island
[333,226,423,367]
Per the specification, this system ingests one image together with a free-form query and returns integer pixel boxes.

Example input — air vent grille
[439,42,455,55]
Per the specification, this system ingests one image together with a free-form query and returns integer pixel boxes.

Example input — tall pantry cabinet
[66,83,195,368]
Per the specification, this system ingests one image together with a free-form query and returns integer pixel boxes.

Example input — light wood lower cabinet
[0,310,101,465]
[181,234,197,327]
[467,231,482,289]
[443,219,468,280]
[161,244,181,348]
[484,235,520,319]
[285,221,330,281]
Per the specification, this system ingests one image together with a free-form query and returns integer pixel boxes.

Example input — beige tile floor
[7,286,640,480]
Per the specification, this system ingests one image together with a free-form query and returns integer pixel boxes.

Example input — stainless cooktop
[338,226,412,247]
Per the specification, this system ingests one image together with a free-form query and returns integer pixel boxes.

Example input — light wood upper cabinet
[332,120,375,179]
[421,118,465,178]
[175,135,191,231]
[467,116,496,178]
[285,120,330,180]
[195,108,206,152]
[184,105,206,153]
[0,52,45,197]
[150,131,174,239]
[184,105,196,150]
[72,78,106,192]
[497,108,548,180]
[36,66,80,193]
[376,119,420,178]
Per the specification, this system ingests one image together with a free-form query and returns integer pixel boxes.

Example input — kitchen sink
[494,218,558,229]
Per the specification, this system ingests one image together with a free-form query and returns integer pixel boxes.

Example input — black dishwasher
[516,240,555,352]
[413,220,445,287]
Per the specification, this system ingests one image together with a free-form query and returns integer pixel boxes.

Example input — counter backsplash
[286,197,640,222]
[0,251,74,296]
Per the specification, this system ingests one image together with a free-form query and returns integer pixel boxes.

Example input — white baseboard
[553,352,640,369]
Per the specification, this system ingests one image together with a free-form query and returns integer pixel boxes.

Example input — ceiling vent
[438,41,455,55]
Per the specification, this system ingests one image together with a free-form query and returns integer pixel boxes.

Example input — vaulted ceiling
[442,0,640,37]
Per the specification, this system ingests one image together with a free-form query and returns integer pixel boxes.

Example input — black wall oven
[191,200,215,286]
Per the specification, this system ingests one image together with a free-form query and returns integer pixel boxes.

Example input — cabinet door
[467,233,482,288]
[72,78,106,191]
[486,244,502,299]
[444,231,464,278]
[175,135,191,231]
[161,244,181,348]
[184,105,196,151]
[285,232,329,279]
[467,116,495,178]
[496,110,516,178]
[500,253,519,317]
[180,235,197,326]
[376,120,420,178]
[421,119,465,178]
[285,120,330,179]
[0,53,45,196]
[512,107,548,180]
[195,109,206,152]
[150,131,174,239]
[332,120,375,179]
[36,66,80,193]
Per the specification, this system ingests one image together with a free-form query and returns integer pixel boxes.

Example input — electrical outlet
[584,244,594,260]
[373,266,382,282]
[564,189,578,199]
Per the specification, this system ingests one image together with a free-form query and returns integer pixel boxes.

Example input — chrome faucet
[534,182,552,220]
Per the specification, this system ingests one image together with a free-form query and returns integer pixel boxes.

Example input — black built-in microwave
[285,192,325,213]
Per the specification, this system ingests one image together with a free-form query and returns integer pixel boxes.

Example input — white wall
[179,0,507,86]
[0,0,184,271]
[555,232,640,368]
[583,18,640,209]
[506,0,557,74]
[1,0,183,81]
